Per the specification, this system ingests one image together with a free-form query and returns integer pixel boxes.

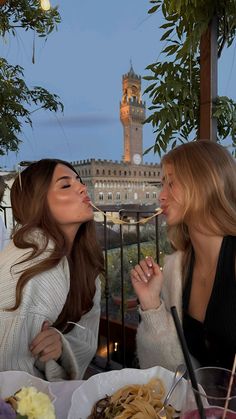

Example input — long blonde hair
[10,159,104,332]
[162,141,236,278]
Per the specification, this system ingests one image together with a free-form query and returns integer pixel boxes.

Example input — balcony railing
[1,204,167,374]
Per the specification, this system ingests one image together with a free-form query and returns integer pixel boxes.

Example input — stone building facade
[73,158,161,206]
[73,64,161,206]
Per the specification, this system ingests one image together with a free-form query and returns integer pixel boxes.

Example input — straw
[171,306,206,419]
[222,354,236,419]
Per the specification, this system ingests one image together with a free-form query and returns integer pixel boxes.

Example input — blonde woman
[0,159,104,381]
[131,141,236,371]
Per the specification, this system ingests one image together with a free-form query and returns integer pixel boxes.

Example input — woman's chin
[166,215,179,227]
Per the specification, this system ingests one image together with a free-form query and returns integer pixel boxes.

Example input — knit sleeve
[136,252,185,372]
[57,277,101,380]
[0,244,72,381]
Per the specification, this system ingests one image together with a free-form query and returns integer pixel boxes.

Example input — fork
[158,364,186,418]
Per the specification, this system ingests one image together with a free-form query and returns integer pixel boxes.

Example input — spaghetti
[91,202,163,225]
[88,377,176,418]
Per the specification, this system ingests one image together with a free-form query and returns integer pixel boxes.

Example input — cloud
[39,113,118,128]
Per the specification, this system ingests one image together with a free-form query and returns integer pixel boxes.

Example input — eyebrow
[56,175,71,183]
[56,174,80,183]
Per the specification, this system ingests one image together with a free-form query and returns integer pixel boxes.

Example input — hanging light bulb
[40,0,51,11]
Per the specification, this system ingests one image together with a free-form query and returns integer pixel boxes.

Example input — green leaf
[148,5,160,14]
[160,22,175,29]
[160,28,174,40]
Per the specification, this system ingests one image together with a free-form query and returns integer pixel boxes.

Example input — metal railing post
[119,211,126,367]
[103,212,112,371]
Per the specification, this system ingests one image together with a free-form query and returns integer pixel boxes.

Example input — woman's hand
[30,321,62,362]
[130,256,163,311]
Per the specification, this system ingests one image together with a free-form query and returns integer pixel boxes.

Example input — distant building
[120,64,146,164]
[73,64,161,206]
[0,171,15,230]
[73,158,160,206]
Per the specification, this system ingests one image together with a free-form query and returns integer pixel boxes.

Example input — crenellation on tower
[120,64,146,165]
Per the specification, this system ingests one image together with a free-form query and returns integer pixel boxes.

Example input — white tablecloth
[50,380,83,419]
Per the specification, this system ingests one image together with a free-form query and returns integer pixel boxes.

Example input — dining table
[51,379,83,419]
[0,365,187,418]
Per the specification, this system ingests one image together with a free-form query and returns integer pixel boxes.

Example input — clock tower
[120,64,146,164]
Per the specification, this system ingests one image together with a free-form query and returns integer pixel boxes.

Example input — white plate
[0,370,55,402]
[68,365,187,419]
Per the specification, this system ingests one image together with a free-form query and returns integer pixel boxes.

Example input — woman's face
[47,164,94,233]
[159,163,185,226]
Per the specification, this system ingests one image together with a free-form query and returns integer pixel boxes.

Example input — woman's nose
[77,181,86,193]
[159,186,167,203]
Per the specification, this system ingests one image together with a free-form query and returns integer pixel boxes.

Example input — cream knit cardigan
[0,231,101,381]
[136,251,186,372]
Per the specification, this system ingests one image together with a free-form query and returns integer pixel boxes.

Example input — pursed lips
[82,196,91,204]
[161,205,168,215]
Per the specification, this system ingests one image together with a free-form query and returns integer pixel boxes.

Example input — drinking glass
[180,367,236,419]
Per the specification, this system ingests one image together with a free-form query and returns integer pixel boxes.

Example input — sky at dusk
[0,1,236,170]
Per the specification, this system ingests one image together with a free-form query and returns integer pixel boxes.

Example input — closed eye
[61,184,71,189]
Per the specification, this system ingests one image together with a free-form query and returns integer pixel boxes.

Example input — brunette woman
[0,159,104,381]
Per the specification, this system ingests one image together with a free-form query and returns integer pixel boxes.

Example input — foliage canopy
[144,0,236,156]
[0,0,63,156]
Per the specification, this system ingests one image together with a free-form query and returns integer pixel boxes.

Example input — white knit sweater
[0,231,101,381]
[136,251,186,372]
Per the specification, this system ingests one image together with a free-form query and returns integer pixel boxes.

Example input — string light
[114,342,118,352]
[40,0,51,11]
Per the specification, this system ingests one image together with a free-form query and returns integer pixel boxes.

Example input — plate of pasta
[68,365,187,419]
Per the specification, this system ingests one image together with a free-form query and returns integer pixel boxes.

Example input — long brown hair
[161,141,236,281]
[10,159,104,332]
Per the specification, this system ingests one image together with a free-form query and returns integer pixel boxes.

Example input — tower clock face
[133,153,142,165]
